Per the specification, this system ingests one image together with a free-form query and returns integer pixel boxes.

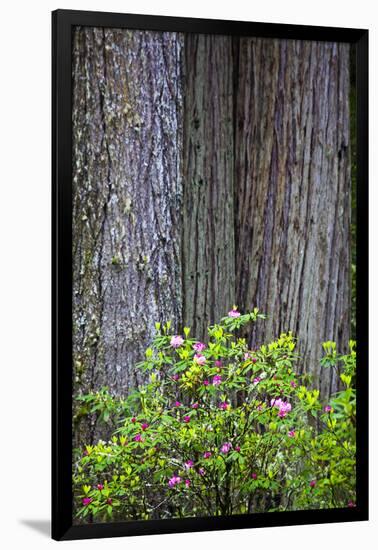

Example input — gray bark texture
[234,38,351,397]
[182,34,236,340]
[72,29,351,426]
[72,27,184,408]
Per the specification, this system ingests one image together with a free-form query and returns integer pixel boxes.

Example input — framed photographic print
[52,9,368,541]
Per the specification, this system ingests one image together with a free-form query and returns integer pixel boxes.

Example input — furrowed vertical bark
[72,27,184,413]
[182,34,235,339]
[72,27,351,421]
[234,39,351,397]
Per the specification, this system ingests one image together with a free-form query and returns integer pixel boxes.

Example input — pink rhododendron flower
[278,403,292,417]
[97,484,104,491]
[141,423,149,431]
[185,479,191,487]
[213,375,222,386]
[168,475,182,487]
[134,434,143,442]
[251,472,257,480]
[191,402,199,409]
[174,401,182,407]
[131,417,137,423]
[172,374,179,381]
[194,353,206,365]
[215,360,223,367]
[348,500,356,508]
[271,397,284,408]
[271,398,291,417]
[203,380,209,386]
[170,335,184,348]
[219,402,229,410]
[256,404,263,411]
[203,451,212,459]
[193,341,206,352]
[228,307,241,318]
[82,497,92,506]
[252,357,257,364]
[310,480,316,488]
[288,430,295,438]
[220,442,232,454]
[253,377,261,385]
[324,405,332,413]
[83,449,89,456]
[290,380,297,388]
[107,498,113,505]
[198,468,205,476]
[235,445,241,452]
[183,415,191,423]
[184,460,194,470]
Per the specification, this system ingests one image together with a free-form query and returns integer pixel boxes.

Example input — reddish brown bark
[234,38,351,396]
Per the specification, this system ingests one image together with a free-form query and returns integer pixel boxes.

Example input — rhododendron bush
[73,309,356,522]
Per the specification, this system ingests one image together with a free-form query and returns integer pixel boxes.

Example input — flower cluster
[271,398,292,418]
[220,442,232,454]
[193,341,206,352]
[228,306,241,318]
[194,353,206,365]
[170,335,184,348]
[168,475,182,487]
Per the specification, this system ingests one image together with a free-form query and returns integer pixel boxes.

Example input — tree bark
[72,29,351,416]
[182,34,235,340]
[72,27,184,407]
[234,38,351,397]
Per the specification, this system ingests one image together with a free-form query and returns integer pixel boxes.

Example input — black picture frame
[52,9,369,541]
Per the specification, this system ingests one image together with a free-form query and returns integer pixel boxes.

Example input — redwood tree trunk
[72,29,351,416]
[182,34,236,339]
[234,38,351,397]
[72,27,184,408]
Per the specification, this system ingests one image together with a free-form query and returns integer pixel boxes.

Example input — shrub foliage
[73,309,356,522]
